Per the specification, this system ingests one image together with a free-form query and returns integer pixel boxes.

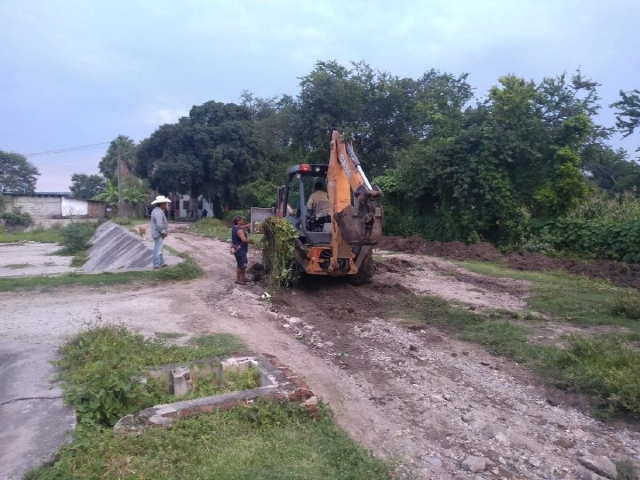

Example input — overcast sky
[1,0,638,191]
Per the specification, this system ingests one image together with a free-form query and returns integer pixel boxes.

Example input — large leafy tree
[99,136,137,182]
[69,173,106,199]
[611,89,640,149]
[136,102,267,214]
[0,151,39,193]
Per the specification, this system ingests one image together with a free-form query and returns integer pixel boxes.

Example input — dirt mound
[507,252,640,290]
[379,236,501,262]
[376,257,415,274]
[377,235,426,252]
[422,241,502,262]
[379,235,640,290]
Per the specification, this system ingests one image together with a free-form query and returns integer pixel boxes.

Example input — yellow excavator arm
[326,130,383,272]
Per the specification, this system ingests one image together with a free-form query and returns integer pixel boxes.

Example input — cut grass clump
[262,217,301,293]
[0,227,63,244]
[25,400,391,480]
[56,326,247,429]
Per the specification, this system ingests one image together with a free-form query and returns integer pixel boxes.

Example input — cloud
[140,105,190,127]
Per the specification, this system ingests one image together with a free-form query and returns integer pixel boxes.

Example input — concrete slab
[0,341,75,480]
[0,243,76,278]
[83,221,181,272]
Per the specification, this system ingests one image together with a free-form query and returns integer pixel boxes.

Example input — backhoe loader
[259,130,383,283]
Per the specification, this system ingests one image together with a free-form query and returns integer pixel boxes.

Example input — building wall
[88,201,105,218]
[61,197,88,216]
[11,196,62,218]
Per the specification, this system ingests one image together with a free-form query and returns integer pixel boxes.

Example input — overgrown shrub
[236,179,278,208]
[1,208,33,226]
[224,208,250,222]
[262,216,299,292]
[56,326,246,429]
[60,222,96,252]
[114,217,132,226]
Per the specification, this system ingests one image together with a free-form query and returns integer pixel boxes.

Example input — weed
[609,292,640,320]
[70,250,88,267]
[25,399,391,480]
[55,326,248,428]
[262,217,299,293]
[60,223,96,253]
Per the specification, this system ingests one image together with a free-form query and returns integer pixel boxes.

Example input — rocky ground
[1,228,638,479]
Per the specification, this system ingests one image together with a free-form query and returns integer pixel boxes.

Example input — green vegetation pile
[262,216,299,292]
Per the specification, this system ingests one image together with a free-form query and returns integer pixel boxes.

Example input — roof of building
[3,191,71,197]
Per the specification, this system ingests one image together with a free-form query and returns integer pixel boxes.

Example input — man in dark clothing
[170,207,175,220]
[231,215,251,284]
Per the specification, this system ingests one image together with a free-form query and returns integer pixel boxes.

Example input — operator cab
[280,164,331,244]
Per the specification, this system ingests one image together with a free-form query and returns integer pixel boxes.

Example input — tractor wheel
[349,249,374,285]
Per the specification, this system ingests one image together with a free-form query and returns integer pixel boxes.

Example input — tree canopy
[69,173,106,199]
[0,151,40,193]
[99,136,137,182]
[132,60,640,247]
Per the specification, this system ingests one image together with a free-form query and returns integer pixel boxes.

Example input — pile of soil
[379,235,640,290]
[506,252,640,290]
[378,236,501,262]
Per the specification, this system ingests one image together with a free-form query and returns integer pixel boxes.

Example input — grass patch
[0,227,63,244]
[0,254,203,292]
[70,250,88,267]
[6,263,29,269]
[154,332,187,340]
[25,399,390,480]
[609,292,640,320]
[400,294,640,419]
[55,326,248,428]
[189,217,233,241]
[26,326,390,479]
[460,261,640,332]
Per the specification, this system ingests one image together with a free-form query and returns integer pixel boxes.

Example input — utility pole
[117,140,123,215]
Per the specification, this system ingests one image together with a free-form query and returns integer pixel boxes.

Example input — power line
[26,142,111,157]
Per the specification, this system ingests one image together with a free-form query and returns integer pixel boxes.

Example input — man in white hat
[150,195,171,269]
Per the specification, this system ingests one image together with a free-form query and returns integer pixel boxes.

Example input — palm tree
[93,179,119,206]
[98,136,137,182]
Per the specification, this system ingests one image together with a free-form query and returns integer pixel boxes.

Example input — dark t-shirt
[231,226,248,256]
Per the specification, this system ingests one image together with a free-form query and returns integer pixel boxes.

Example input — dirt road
[1,232,638,479]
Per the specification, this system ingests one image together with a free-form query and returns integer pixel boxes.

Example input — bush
[60,222,96,252]
[0,193,5,213]
[609,292,640,320]
[1,208,33,226]
[236,179,278,208]
[114,217,132,226]
[224,208,250,222]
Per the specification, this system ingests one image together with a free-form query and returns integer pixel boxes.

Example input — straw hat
[151,195,172,205]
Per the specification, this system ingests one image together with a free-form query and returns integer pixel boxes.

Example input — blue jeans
[153,236,165,268]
